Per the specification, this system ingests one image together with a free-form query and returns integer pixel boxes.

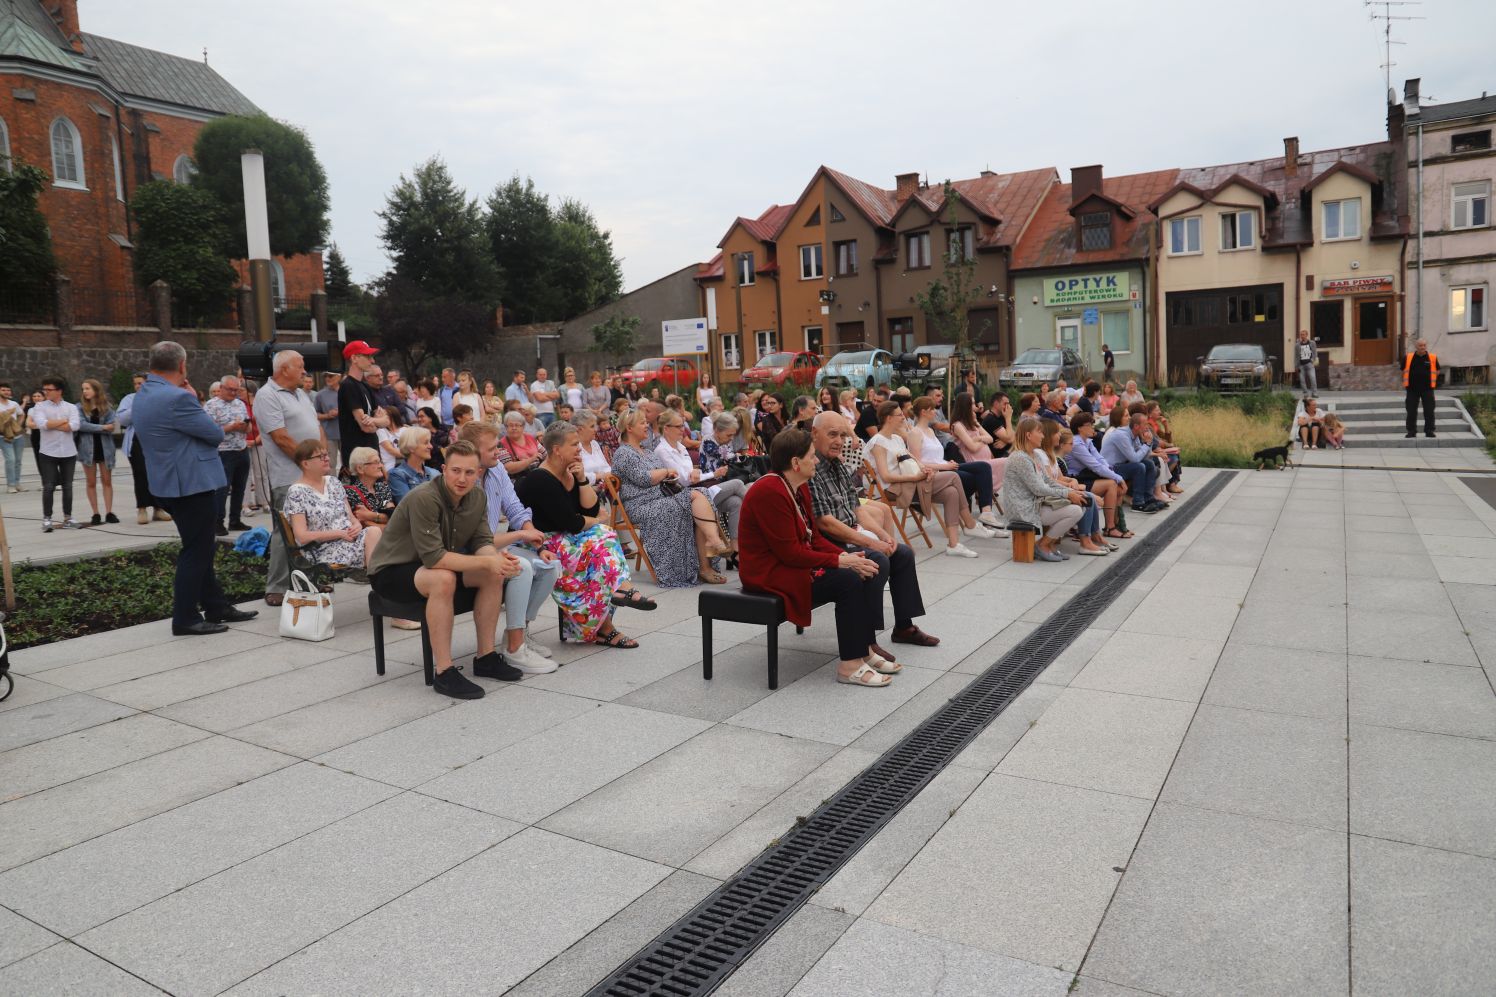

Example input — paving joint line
[583,472,1237,996]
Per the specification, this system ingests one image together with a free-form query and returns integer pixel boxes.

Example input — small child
[1322,413,1345,450]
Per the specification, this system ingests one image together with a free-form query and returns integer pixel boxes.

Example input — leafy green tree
[914,181,990,358]
[192,115,330,257]
[323,242,356,303]
[374,277,494,377]
[486,175,623,323]
[0,162,58,303]
[378,157,498,301]
[130,181,237,321]
[590,313,640,366]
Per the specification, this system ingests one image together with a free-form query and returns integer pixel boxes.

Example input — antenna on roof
[203,47,209,65]
[1365,1,1423,99]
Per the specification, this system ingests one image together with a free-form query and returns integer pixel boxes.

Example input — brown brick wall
[0,329,315,393]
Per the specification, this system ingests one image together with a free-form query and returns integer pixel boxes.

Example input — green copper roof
[0,8,90,72]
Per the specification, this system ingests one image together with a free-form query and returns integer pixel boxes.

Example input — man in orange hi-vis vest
[1403,339,1438,438]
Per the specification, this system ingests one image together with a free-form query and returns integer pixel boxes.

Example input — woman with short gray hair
[694,412,748,547]
[388,425,438,502]
[572,410,611,485]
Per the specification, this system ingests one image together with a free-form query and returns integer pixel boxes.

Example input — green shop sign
[1043,271,1130,307]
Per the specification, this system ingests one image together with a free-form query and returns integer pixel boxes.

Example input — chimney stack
[895,172,920,202]
[1403,77,1421,115]
[1283,137,1300,178]
[1070,165,1103,208]
[46,1,85,54]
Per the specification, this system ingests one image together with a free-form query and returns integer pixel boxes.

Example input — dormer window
[1220,210,1255,251]
[1323,198,1361,241]
[1079,211,1112,251]
[737,252,756,286]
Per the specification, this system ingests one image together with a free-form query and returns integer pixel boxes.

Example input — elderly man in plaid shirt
[808,412,940,655]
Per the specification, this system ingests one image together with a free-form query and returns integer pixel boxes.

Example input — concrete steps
[1299,395,1487,448]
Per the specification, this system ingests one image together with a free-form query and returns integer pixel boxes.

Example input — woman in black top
[754,395,786,451]
[514,420,643,648]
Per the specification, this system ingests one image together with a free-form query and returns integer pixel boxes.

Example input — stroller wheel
[0,671,12,703]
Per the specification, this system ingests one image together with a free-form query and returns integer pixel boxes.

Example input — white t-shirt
[376,427,398,473]
[697,386,717,410]
[581,439,610,484]
[28,398,80,458]
[866,433,909,487]
[454,392,483,420]
[914,426,944,464]
[529,380,557,416]
[564,384,585,409]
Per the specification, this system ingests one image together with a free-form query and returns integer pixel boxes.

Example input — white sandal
[836,661,892,687]
[866,652,903,675]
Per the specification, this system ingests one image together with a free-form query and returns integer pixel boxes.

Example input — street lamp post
[241,149,274,343]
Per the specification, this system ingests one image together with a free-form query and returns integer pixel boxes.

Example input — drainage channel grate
[585,471,1235,997]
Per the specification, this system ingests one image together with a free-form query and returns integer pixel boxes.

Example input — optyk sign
[1043,271,1130,307]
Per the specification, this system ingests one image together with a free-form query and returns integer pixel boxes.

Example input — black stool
[699,589,803,690]
[369,588,478,686]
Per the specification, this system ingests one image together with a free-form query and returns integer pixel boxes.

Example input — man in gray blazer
[133,341,258,635]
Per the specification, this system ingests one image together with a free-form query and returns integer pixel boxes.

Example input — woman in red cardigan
[738,428,899,688]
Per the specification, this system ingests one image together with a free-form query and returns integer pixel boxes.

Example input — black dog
[1252,442,1294,470]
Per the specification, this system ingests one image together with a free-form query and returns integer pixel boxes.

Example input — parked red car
[619,357,699,392]
[741,351,823,389]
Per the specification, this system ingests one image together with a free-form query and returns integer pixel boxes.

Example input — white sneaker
[7,486,19,494]
[977,511,1004,530]
[967,524,999,540]
[945,542,979,559]
[505,643,557,674]
[63,518,80,529]
[526,640,554,659]
[42,518,53,533]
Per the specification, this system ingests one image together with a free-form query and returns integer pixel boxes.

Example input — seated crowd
[164,339,1185,700]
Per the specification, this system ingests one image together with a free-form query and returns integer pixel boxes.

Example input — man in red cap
[337,340,388,466]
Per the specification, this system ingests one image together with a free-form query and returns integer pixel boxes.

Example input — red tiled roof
[716,203,794,249]
[1012,168,1181,271]
[696,251,724,281]
[822,166,899,226]
[888,168,1059,249]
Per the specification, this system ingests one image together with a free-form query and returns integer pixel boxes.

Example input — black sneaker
[228,520,250,531]
[104,512,120,524]
[433,666,485,699]
[215,523,229,537]
[90,514,102,526]
[472,651,523,682]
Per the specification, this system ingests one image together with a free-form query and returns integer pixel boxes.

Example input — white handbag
[279,570,335,642]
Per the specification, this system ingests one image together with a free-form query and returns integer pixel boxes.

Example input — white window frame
[1450,284,1488,332]
[111,135,125,201]
[720,333,741,370]
[737,252,755,286]
[270,260,287,309]
[834,239,857,276]
[1322,198,1361,242]
[1101,310,1132,354]
[1056,317,1081,353]
[0,116,11,174]
[172,154,198,185]
[803,326,823,356]
[799,243,823,280]
[50,117,86,190]
[1452,181,1490,231]
[906,231,931,269]
[754,330,777,362]
[1167,215,1201,255]
[1219,209,1255,251]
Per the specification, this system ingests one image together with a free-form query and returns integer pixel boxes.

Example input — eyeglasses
[313,453,330,461]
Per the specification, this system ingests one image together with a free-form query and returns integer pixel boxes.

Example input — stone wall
[0,327,315,394]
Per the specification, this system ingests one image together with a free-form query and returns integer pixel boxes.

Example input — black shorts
[370,561,474,605]
[1075,469,1101,488]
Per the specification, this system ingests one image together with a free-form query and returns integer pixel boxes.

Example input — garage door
[1165,283,1284,385]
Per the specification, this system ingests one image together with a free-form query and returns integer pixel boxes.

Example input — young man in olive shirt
[368,441,523,698]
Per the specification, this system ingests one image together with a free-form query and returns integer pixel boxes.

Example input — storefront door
[1352,297,1394,365]
[1057,318,1081,353]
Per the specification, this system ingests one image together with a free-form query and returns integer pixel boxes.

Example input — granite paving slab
[226,672,453,758]
[1229,603,1348,654]
[865,774,1150,972]
[0,736,295,872]
[1349,655,1496,738]
[1071,630,1224,704]
[1346,608,1479,667]
[1203,643,1348,720]
[541,724,838,867]
[1350,722,1496,857]
[0,674,70,715]
[419,703,710,823]
[38,629,279,691]
[844,672,975,758]
[0,906,59,971]
[950,681,1067,773]
[79,793,519,996]
[716,903,854,997]
[0,941,165,995]
[788,917,1073,996]
[616,645,833,722]
[0,762,396,937]
[224,828,670,997]
[726,662,946,746]
[1084,802,1347,996]
[994,687,1197,800]
[1350,834,1496,997]
[0,693,136,753]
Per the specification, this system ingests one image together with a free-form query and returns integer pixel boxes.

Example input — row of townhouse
[691,80,1495,389]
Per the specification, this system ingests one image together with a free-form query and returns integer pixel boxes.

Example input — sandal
[1104,527,1134,540]
[592,629,639,649]
[866,652,903,675]
[836,661,891,687]
[698,569,727,585]
[611,588,657,611]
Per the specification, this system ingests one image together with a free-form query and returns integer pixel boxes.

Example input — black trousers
[855,542,924,631]
[953,462,994,509]
[128,438,157,509]
[216,449,250,524]
[160,490,232,628]
[36,453,75,519]
[811,565,886,661]
[1405,388,1436,435]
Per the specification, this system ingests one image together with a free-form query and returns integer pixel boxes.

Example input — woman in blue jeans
[1038,422,1112,556]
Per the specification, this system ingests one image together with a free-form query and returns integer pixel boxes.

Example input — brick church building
[0,1,321,324]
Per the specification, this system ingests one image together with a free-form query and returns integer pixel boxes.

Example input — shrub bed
[4,544,266,649]
[1462,392,1496,459]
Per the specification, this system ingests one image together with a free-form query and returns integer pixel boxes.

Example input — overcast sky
[85,0,1492,292]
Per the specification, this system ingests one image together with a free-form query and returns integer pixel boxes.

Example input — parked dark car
[998,348,1086,389]
[893,344,969,391]
[1198,343,1274,391]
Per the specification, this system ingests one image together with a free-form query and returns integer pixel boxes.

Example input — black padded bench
[699,589,803,691]
[370,588,478,686]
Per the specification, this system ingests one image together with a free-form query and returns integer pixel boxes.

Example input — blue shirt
[389,460,439,503]
[1100,425,1150,466]
[1068,435,1123,484]
[438,384,457,425]
[483,463,535,535]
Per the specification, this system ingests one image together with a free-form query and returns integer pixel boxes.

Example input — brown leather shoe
[891,625,940,647]
[870,642,898,663]
[264,591,284,607]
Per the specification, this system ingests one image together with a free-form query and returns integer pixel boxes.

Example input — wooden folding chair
[863,460,931,548]
[602,473,658,583]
